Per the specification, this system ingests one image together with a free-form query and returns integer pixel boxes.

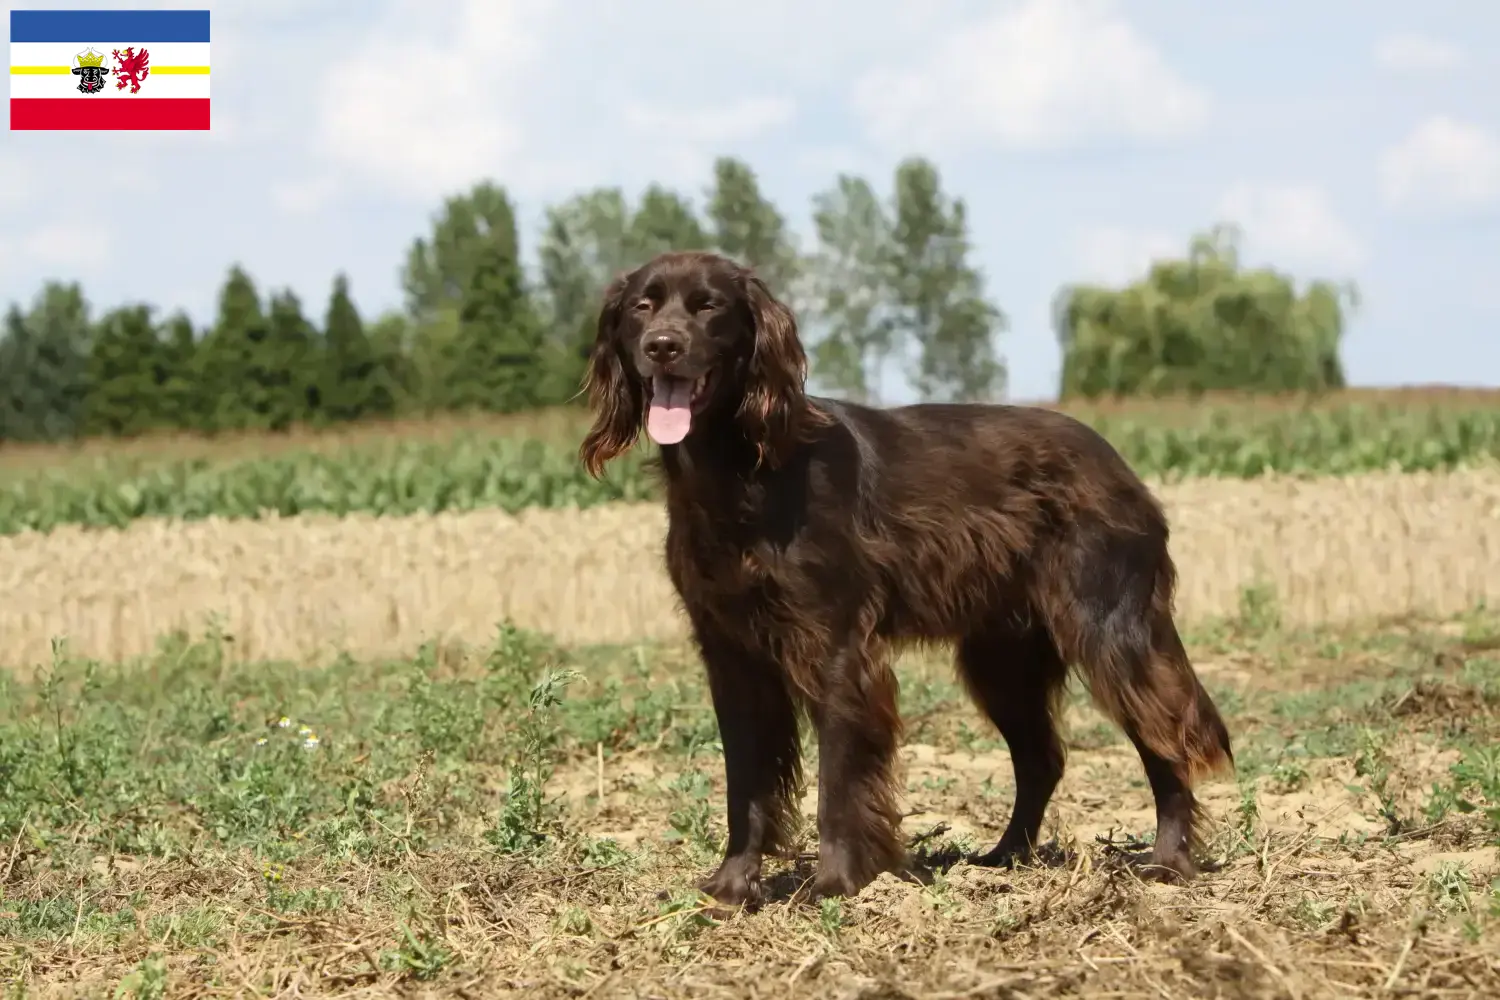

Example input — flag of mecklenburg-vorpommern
[10,9,210,130]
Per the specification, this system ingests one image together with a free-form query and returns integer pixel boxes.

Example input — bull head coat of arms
[70,47,111,95]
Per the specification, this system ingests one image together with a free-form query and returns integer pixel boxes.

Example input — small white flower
[297,725,312,737]
[301,734,320,749]
[276,717,291,729]
[254,737,269,747]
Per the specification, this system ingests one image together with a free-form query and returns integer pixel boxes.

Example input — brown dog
[579,251,1233,907]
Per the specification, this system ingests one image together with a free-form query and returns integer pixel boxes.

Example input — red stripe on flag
[10,98,211,131]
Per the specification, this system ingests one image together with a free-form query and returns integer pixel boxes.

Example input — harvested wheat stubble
[2,468,1498,666]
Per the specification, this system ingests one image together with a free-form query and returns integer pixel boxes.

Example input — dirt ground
[2,612,1498,998]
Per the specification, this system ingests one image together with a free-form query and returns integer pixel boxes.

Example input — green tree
[405,307,459,414]
[322,273,394,422]
[403,182,531,322]
[366,311,418,415]
[804,161,1005,403]
[256,289,322,431]
[705,157,801,299]
[0,282,93,442]
[1054,224,1355,398]
[537,188,633,403]
[628,184,709,259]
[83,304,164,436]
[404,183,544,411]
[444,237,546,413]
[888,157,1006,403]
[804,175,897,401]
[193,265,268,432]
[155,312,200,430]
[539,191,628,339]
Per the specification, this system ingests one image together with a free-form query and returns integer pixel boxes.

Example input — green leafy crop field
[2,393,1497,535]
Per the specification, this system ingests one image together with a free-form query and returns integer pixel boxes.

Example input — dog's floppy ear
[579,273,644,478]
[737,273,825,469]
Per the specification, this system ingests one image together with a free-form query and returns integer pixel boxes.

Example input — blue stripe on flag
[9,9,211,43]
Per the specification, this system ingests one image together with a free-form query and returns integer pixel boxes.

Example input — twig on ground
[1223,923,1301,1000]
[1384,932,1417,992]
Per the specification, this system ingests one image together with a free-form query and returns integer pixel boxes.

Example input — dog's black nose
[644,333,685,366]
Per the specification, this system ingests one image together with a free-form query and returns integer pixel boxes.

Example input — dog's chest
[667,516,772,588]
[662,506,811,621]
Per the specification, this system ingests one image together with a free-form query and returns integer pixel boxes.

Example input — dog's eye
[695,300,718,314]
[632,298,653,313]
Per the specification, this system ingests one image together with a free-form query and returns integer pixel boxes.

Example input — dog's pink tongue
[647,375,692,445]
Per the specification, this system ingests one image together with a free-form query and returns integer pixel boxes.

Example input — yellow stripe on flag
[9,65,209,75]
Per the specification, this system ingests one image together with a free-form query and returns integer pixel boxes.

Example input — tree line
[0,156,1353,444]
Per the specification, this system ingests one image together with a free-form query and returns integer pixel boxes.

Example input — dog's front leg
[694,629,802,909]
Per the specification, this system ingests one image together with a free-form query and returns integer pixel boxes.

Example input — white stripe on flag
[9,41,210,68]
[10,72,210,99]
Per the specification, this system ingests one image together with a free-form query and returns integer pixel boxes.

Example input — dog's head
[579,251,818,476]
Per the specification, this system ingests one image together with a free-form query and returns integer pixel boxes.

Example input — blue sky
[3,0,1498,403]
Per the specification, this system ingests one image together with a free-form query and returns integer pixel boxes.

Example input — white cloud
[270,175,340,215]
[311,0,544,201]
[1215,183,1365,274]
[571,0,938,90]
[1373,33,1465,73]
[851,0,1209,151]
[21,221,113,270]
[0,154,34,209]
[618,97,796,186]
[1379,116,1500,214]
[622,97,796,149]
[1072,227,1181,286]
[790,144,876,180]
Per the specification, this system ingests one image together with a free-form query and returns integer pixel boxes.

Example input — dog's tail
[1069,552,1233,783]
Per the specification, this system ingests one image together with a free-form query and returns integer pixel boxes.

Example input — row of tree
[0,156,1354,444]
[1054,226,1353,397]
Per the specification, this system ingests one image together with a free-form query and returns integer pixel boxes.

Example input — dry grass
[2,468,1498,668]
[3,612,1499,997]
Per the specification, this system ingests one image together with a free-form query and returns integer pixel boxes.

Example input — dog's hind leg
[811,635,907,899]
[1047,523,1234,881]
[957,624,1070,868]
